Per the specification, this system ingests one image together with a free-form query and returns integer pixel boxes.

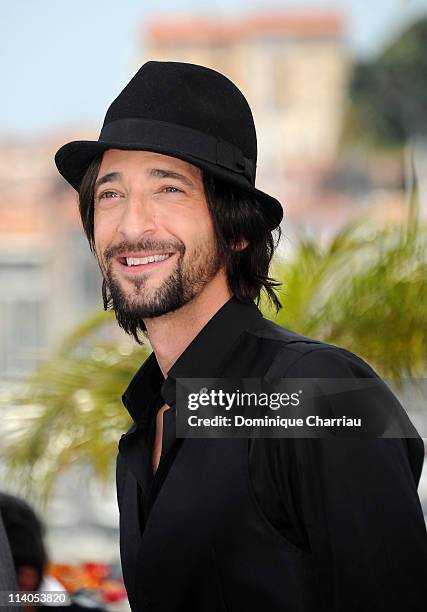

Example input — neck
[144,272,233,378]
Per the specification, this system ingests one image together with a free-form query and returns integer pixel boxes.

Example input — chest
[152,403,170,475]
[118,436,317,612]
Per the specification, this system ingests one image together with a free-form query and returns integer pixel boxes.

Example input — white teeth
[125,253,171,266]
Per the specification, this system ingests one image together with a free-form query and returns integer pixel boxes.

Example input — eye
[162,186,182,193]
[98,190,120,199]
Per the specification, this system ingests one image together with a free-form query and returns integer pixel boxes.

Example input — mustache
[104,238,185,260]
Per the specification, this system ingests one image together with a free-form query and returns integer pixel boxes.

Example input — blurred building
[0,133,101,378]
[143,10,351,207]
[141,10,413,241]
[145,11,349,165]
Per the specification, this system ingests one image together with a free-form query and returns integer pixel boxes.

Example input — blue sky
[2,0,426,137]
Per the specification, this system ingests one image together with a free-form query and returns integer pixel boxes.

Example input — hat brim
[55,140,283,230]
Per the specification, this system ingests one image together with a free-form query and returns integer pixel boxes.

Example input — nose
[116,193,158,241]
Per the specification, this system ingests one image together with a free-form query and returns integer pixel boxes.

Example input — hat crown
[102,61,257,163]
[54,60,283,230]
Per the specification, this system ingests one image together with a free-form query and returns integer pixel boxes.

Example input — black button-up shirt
[120,295,427,610]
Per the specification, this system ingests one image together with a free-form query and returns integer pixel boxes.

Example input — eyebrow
[94,171,121,194]
[148,168,194,187]
[94,167,194,194]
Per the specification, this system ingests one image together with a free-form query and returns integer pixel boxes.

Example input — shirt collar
[121,296,264,426]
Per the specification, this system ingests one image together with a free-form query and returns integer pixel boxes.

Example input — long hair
[201,171,282,312]
[78,155,283,332]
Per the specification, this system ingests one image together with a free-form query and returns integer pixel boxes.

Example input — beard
[100,236,224,344]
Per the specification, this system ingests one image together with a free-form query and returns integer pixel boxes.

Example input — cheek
[93,209,117,250]
[93,217,103,252]
[197,210,217,246]
[164,211,215,254]
[169,200,215,244]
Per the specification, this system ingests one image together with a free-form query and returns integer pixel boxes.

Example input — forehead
[98,149,202,180]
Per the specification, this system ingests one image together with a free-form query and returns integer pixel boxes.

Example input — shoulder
[252,318,378,379]
[284,345,379,378]
[254,323,425,483]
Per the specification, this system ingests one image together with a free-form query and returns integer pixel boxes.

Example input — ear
[232,239,248,251]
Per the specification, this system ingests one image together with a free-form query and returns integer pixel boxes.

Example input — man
[54,61,427,611]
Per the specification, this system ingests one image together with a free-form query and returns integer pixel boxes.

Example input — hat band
[99,118,255,183]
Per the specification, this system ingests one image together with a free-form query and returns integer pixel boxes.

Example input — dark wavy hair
[78,155,283,339]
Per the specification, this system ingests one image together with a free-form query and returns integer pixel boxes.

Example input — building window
[0,258,48,379]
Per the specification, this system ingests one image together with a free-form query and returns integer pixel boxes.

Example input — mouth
[115,252,176,274]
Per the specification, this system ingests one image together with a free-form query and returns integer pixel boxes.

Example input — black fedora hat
[54,60,283,230]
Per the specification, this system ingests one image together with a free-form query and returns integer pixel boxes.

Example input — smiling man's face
[93,149,224,329]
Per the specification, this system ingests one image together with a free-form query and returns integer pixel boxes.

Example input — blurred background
[1,0,427,608]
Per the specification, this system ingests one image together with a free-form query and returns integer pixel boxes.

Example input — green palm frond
[263,163,426,380]
[4,327,150,506]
